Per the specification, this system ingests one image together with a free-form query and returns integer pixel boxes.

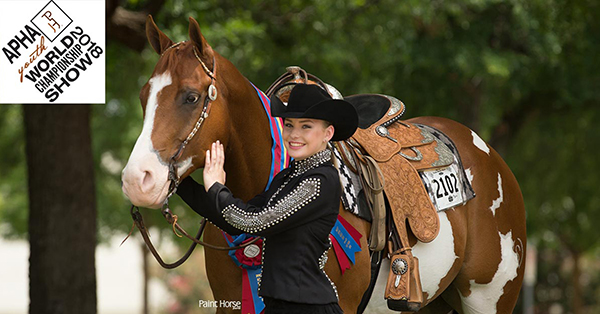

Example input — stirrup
[384,247,423,312]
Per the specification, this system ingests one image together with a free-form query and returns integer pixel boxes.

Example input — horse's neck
[222,63,273,200]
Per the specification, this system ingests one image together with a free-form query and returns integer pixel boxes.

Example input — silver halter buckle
[208,84,217,101]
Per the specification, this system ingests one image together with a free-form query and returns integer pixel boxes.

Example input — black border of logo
[30,0,73,42]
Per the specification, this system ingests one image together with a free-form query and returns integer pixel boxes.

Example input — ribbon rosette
[234,237,263,268]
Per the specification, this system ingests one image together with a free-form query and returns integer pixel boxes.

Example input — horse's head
[122,16,228,208]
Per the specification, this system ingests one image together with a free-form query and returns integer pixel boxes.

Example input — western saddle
[336,93,458,311]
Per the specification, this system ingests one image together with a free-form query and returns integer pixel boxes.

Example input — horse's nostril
[141,170,153,192]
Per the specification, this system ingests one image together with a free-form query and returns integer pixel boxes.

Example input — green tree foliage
[0,106,27,238]
[511,108,599,253]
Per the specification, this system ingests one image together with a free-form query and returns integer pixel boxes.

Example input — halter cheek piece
[166,42,217,192]
[126,42,260,267]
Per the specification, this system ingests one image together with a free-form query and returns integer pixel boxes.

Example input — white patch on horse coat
[465,168,474,185]
[460,231,519,314]
[471,130,490,155]
[489,173,503,216]
[412,211,458,300]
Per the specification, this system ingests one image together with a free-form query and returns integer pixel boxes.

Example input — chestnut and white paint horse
[121,16,526,314]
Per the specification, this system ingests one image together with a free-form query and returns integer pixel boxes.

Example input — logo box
[0,0,105,104]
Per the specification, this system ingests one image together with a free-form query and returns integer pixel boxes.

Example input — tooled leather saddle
[342,94,458,240]
[338,94,465,312]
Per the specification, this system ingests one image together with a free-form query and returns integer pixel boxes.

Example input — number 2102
[432,173,459,198]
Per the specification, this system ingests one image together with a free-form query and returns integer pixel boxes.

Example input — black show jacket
[176,149,340,304]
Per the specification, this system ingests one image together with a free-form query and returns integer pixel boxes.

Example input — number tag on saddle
[420,164,465,211]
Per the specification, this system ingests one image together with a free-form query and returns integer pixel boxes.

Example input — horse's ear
[188,17,214,67]
[146,15,174,55]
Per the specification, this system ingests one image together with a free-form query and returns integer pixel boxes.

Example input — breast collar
[289,149,333,178]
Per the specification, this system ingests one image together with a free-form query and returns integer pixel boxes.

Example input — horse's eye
[186,94,200,104]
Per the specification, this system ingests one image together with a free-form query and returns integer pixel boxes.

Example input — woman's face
[283,118,334,160]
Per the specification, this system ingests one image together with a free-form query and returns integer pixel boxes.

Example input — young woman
[176,84,358,314]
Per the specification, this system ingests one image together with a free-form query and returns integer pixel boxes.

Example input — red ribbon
[337,215,362,244]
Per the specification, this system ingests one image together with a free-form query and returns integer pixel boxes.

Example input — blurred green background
[1,0,599,313]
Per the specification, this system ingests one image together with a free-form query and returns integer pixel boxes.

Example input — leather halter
[126,41,259,268]
[165,43,217,203]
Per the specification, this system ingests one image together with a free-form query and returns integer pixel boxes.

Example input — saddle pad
[415,123,476,212]
[399,124,454,170]
[331,144,360,216]
[331,143,374,222]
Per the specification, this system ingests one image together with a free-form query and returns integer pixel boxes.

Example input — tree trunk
[24,105,97,314]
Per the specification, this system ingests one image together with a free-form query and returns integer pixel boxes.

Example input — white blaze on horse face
[121,72,172,208]
[490,173,504,216]
[471,130,490,155]
[459,231,519,314]
[412,211,458,300]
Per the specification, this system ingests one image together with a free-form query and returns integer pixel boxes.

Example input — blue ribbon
[247,267,264,314]
[331,219,361,264]
[222,233,265,313]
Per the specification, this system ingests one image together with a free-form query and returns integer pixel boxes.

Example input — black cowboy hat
[270,84,358,141]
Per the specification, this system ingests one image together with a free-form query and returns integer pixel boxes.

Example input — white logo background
[0,0,105,104]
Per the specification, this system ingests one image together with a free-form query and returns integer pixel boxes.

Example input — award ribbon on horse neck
[222,233,264,314]
[220,84,290,314]
[251,82,290,188]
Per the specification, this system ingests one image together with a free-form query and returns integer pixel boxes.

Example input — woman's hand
[203,140,226,192]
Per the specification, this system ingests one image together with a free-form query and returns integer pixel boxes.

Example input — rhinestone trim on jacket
[290,149,332,178]
[321,238,338,300]
[222,177,322,233]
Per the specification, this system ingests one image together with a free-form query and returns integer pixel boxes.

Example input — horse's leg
[203,224,243,314]
[452,161,526,314]
[325,205,372,313]
[411,117,526,314]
